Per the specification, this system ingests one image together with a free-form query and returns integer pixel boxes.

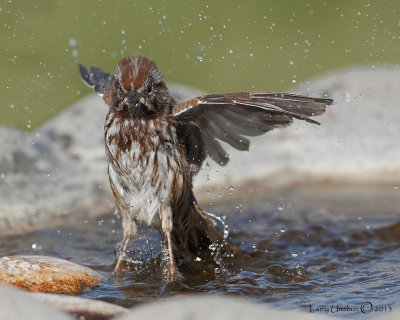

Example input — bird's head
[111,56,172,117]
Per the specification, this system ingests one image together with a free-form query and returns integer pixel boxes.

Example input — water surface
[1,187,399,317]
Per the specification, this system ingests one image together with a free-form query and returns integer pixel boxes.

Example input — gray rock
[0,284,126,320]
[0,85,201,236]
[0,117,113,236]
[377,307,400,320]
[0,66,399,236]
[196,65,400,188]
[34,293,127,320]
[0,285,72,320]
[116,295,330,320]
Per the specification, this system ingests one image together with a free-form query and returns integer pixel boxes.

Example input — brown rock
[0,255,102,295]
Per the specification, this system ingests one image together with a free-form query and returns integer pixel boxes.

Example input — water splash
[203,211,229,239]
[295,262,306,276]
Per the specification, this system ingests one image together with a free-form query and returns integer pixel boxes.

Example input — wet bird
[79,56,332,281]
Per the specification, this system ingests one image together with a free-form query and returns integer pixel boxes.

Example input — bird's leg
[166,230,177,281]
[114,236,131,272]
[114,216,137,273]
[160,206,176,281]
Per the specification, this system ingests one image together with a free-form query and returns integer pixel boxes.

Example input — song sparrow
[79,56,332,281]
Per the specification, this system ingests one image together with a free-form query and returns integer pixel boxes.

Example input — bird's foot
[166,262,177,281]
[113,255,126,273]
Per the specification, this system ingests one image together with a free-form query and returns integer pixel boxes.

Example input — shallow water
[1,187,399,317]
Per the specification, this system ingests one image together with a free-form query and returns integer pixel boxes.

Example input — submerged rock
[0,255,102,295]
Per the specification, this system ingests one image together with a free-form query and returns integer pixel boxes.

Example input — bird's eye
[127,89,137,101]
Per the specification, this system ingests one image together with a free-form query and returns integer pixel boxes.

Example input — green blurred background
[1,0,399,130]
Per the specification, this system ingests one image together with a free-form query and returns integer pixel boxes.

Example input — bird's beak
[126,89,139,105]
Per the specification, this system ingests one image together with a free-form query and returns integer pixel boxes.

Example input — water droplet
[31,242,42,250]
[194,257,202,262]
[223,224,229,239]
[366,225,371,230]
[228,49,233,54]
[46,172,50,177]
[97,219,104,226]
[10,104,15,109]
[280,226,287,233]
[229,186,235,192]
[289,60,294,65]
[121,29,126,35]
[291,250,298,257]
[0,173,5,179]
[394,186,398,190]
[69,38,77,46]
[345,91,352,102]
[277,203,284,211]
[196,55,203,62]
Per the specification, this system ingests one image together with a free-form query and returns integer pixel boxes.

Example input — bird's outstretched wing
[79,65,115,105]
[173,92,333,173]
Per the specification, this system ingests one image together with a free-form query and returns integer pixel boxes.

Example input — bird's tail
[171,198,242,262]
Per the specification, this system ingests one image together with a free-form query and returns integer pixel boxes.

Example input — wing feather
[79,64,115,105]
[174,92,332,172]
[206,114,250,151]
[201,126,229,165]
